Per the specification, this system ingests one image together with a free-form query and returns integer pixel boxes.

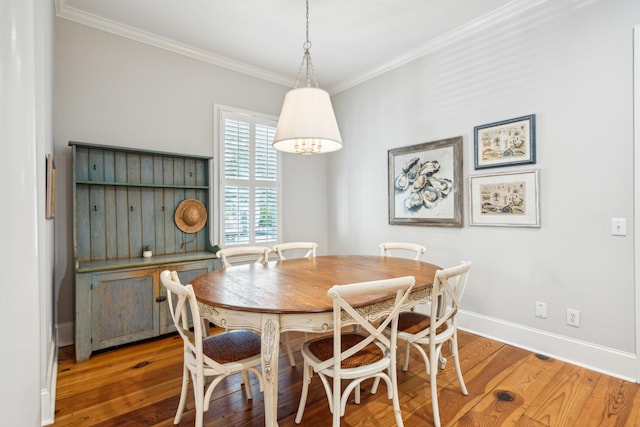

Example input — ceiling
[56,0,525,93]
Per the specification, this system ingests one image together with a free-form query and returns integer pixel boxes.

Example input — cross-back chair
[160,270,264,427]
[209,246,272,336]
[379,241,428,336]
[216,246,271,268]
[273,241,318,260]
[394,261,471,427]
[216,245,299,367]
[379,242,426,260]
[295,275,415,427]
[272,241,319,366]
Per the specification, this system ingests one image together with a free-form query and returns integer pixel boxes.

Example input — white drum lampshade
[273,87,342,155]
[271,0,343,156]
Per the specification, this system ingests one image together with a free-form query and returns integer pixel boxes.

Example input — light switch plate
[611,218,627,236]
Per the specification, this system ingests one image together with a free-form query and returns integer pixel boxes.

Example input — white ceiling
[56,0,528,93]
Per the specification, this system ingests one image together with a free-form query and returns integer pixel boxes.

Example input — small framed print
[474,114,536,169]
[46,154,56,219]
[388,136,463,227]
[469,170,539,227]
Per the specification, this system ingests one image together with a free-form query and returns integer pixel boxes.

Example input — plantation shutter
[220,110,280,246]
[255,124,278,242]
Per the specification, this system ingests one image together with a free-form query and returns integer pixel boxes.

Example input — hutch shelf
[70,141,219,362]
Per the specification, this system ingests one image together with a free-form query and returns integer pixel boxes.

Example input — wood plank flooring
[52,330,640,426]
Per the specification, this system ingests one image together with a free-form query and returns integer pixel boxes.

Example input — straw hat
[174,199,207,233]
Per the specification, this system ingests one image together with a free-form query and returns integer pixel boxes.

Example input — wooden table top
[191,255,440,314]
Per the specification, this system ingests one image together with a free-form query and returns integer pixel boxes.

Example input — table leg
[261,314,280,427]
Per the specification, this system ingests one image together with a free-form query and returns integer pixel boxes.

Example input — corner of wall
[459,310,637,381]
[40,333,58,426]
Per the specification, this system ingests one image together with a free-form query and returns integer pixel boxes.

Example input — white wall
[329,0,638,378]
[36,2,57,424]
[53,0,639,379]
[53,19,331,327]
[1,0,55,425]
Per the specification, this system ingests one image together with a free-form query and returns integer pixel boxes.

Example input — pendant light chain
[272,0,342,155]
[294,0,318,89]
[305,0,309,46]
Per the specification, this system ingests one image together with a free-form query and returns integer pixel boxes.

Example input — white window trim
[212,104,283,248]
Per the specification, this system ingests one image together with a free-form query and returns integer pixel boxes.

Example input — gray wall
[54,0,639,379]
[329,0,638,378]
[54,19,331,327]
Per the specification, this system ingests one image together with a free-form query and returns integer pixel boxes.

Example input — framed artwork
[474,114,536,169]
[46,154,56,219]
[469,170,540,227]
[388,136,463,227]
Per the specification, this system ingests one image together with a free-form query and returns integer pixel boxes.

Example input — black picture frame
[474,114,536,169]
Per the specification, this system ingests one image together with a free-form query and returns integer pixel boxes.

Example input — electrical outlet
[567,308,580,327]
[535,301,547,318]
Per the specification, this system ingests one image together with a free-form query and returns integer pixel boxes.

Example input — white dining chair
[379,241,428,349]
[273,241,318,260]
[272,241,319,367]
[393,261,471,427]
[160,270,264,427]
[207,246,272,336]
[217,245,300,367]
[295,275,415,427]
[216,246,271,268]
[379,242,426,260]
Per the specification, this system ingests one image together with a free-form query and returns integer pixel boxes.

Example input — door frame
[634,24,640,383]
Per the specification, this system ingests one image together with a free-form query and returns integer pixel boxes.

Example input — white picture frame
[469,170,539,227]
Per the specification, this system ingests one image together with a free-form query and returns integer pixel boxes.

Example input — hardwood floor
[53,329,640,426]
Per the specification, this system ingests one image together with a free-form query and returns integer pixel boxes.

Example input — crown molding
[55,0,545,94]
[330,0,547,94]
[54,0,296,88]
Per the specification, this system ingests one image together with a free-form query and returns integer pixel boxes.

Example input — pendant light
[272,0,342,155]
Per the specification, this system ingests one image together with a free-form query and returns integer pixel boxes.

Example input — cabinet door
[159,261,214,334]
[91,268,159,350]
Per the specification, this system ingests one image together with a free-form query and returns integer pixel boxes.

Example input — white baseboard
[41,329,58,426]
[57,321,73,347]
[54,315,637,381]
[458,310,637,382]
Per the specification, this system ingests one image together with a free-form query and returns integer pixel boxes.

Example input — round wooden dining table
[191,255,440,427]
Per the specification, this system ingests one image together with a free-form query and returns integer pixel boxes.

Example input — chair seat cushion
[397,312,447,335]
[202,330,261,364]
[307,333,384,368]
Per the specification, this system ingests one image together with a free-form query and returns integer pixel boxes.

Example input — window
[216,107,281,247]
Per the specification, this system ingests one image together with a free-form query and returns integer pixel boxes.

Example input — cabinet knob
[155,296,167,303]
